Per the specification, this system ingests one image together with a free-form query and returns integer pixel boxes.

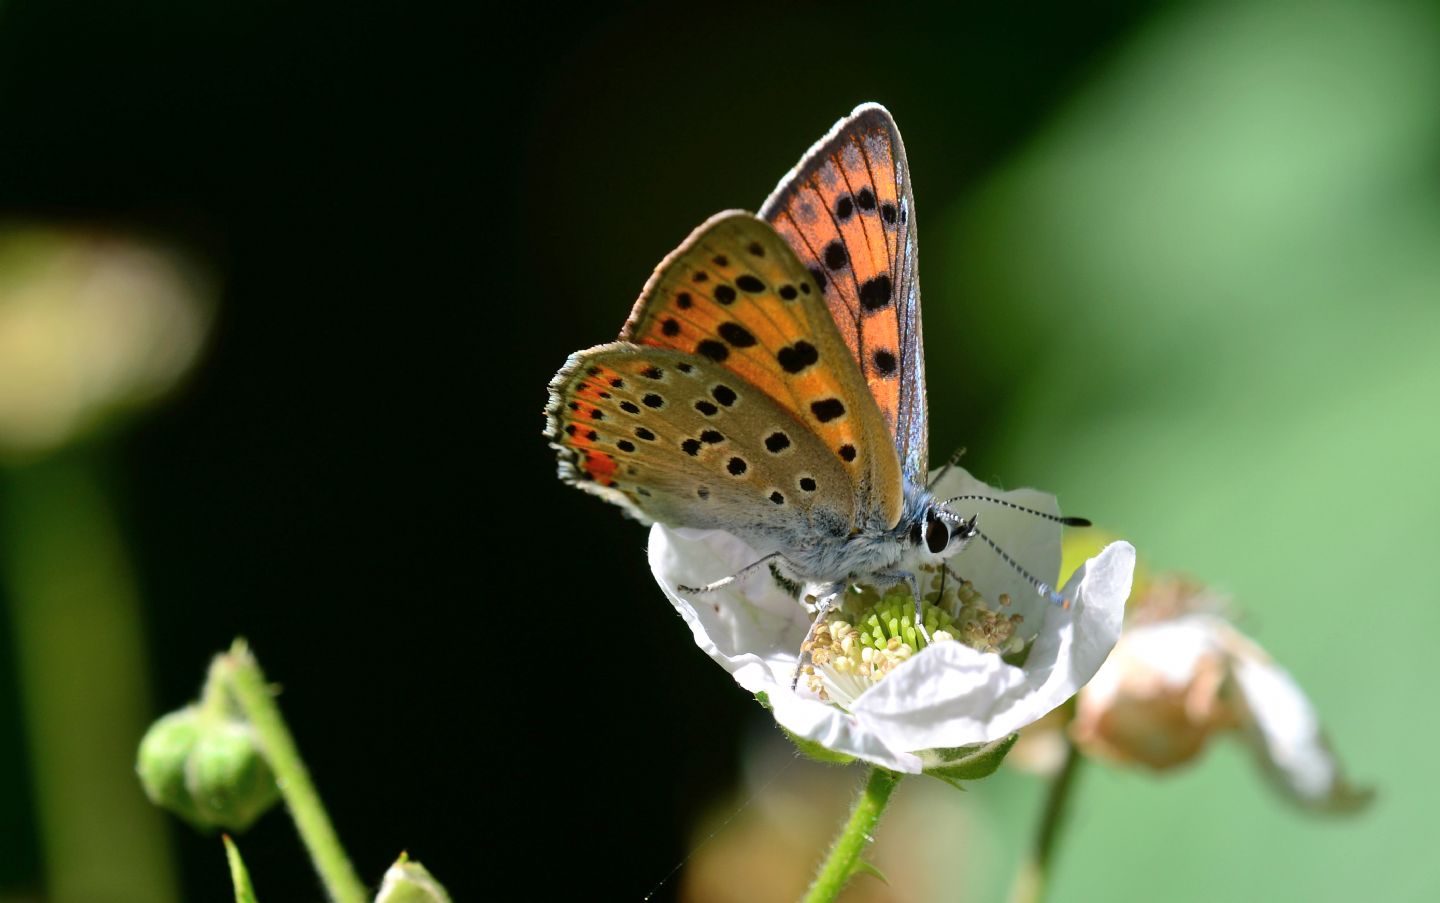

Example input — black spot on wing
[810,399,845,422]
[718,322,756,348]
[873,349,897,376]
[777,341,819,374]
[764,431,791,453]
[859,275,892,312]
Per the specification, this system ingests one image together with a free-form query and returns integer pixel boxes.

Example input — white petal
[648,526,805,692]
[928,468,1063,630]
[1229,645,1373,812]
[649,525,925,772]
[766,688,923,773]
[645,478,1133,772]
[849,541,1135,751]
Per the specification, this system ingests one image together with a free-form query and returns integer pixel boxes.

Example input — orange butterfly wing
[619,210,903,530]
[759,103,929,482]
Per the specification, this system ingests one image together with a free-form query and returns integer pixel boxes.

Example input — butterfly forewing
[620,211,902,530]
[546,344,858,539]
[760,103,929,483]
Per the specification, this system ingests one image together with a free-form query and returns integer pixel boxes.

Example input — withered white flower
[1069,578,1371,812]
[649,467,1135,773]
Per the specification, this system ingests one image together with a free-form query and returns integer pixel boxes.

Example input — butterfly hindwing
[760,103,929,483]
[545,344,859,539]
[620,211,902,530]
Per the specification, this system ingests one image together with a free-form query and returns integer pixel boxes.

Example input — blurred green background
[1,0,1436,900]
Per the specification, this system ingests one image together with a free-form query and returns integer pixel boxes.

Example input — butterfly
[544,103,1080,647]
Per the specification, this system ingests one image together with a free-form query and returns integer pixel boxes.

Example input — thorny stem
[1009,736,1084,903]
[802,766,902,903]
[219,640,368,903]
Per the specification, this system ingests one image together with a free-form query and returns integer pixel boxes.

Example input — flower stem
[1009,739,1084,903]
[1,450,179,903]
[802,766,901,903]
[219,640,368,903]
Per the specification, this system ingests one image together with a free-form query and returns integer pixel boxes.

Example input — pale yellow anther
[799,566,1030,705]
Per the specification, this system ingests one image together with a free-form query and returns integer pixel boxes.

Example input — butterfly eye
[925,514,949,554]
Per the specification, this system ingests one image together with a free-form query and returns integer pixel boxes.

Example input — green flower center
[802,569,1026,704]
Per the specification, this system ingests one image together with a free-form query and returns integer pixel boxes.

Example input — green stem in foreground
[1008,739,1084,903]
[802,766,902,903]
[219,641,368,903]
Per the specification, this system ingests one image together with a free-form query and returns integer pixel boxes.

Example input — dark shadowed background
[2,1,1437,901]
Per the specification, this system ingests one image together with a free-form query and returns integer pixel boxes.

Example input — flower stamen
[803,571,1026,706]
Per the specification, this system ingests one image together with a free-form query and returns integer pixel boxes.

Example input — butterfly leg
[942,562,965,588]
[873,570,933,645]
[791,583,845,690]
[676,552,788,595]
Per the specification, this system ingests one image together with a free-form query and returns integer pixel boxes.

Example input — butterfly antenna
[942,494,1091,527]
[926,445,968,490]
[971,526,1072,610]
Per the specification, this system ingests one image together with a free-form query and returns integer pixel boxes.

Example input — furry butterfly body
[546,104,980,621]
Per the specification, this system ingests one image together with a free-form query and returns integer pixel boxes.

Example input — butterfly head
[909,503,978,563]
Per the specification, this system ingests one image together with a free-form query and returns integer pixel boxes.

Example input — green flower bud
[374,854,452,903]
[136,704,279,831]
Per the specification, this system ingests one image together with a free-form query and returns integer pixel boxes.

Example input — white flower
[648,466,1135,773]
[1070,589,1372,812]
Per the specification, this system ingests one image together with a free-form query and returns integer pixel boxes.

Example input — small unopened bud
[136,705,279,831]
[375,854,452,903]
